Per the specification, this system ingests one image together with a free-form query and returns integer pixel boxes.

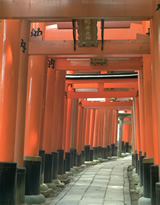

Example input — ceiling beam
[56,21,142,29]
[66,78,138,84]
[29,39,150,56]
[54,58,142,71]
[67,90,137,98]
[82,100,133,109]
[72,82,137,89]
[0,0,153,20]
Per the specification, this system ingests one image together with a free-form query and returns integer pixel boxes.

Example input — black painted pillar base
[97,146,100,158]
[52,152,59,179]
[97,146,103,158]
[105,147,108,159]
[156,182,160,205]
[57,149,64,175]
[16,167,26,205]
[65,152,71,172]
[139,155,145,186]
[109,146,112,157]
[114,146,118,156]
[39,149,45,184]
[101,147,106,159]
[0,162,17,205]
[132,153,135,166]
[73,149,78,166]
[70,148,74,168]
[44,154,53,183]
[93,146,98,160]
[122,141,125,153]
[90,149,93,161]
[143,158,154,198]
[81,150,85,164]
[107,145,111,157]
[137,160,140,175]
[135,152,138,173]
[125,142,129,152]
[24,156,41,195]
[111,144,115,156]
[77,154,81,167]
[106,146,109,157]
[150,165,159,205]
[137,151,142,176]
[85,145,90,161]
[139,150,142,159]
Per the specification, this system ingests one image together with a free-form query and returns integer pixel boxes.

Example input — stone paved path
[51,156,131,205]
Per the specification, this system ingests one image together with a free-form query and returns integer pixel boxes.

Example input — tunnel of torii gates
[1,0,160,204]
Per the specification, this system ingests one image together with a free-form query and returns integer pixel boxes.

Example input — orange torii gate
[1,2,160,204]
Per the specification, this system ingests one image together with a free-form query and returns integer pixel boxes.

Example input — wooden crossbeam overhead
[67,90,137,98]
[66,78,138,85]
[72,82,137,89]
[56,21,142,29]
[29,39,150,56]
[54,58,142,71]
[82,101,133,109]
[0,0,152,20]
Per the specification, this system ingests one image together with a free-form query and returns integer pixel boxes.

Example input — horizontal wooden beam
[56,21,142,29]
[82,100,133,109]
[66,78,138,84]
[67,90,137,98]
[54,58,142,71]
[29,39,150,56]
[72,82,137,89]
[0,0,153,20]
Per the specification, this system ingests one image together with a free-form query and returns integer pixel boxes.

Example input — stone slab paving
[51,156,131,205]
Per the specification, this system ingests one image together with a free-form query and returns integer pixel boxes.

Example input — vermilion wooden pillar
[122,117,130,143]
[42,68,56,154]
[150,18,159,165]
[31,23,47,152]
[24,55,47,156]
[106,109,112,146]
[113,110,118,145]
[132,101,136,153]
[70,98,79,150]
[81,108,87,151]
[24,22,47,156]
[138,70,146,155]
[128,124,132,146]
[111,110,118,145]
[135,96,140,153]
[93,109,98,147]
[99,109,105,147]
[102,110,108,147]
[62,90,67,151]
[84,109,91,146]
[14,20,30,167]
[89,109,95,150]
[56,71,66,150]
[51,71,64,152]
[50,71,66,175]
[39,70,48,151]
[77,100,83,155]
[0,20,22,162]
[0,20,31,205]
[65,98,73,153]
[96,109,101,147]
[143,55,154,158]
